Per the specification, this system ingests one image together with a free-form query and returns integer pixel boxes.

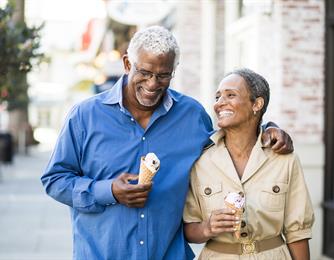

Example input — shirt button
[241,220,246,228]
[238,191,245,197]
[140,214,145,218]
[142,137,146,141]
[241,232,248,237]
[272,185,280,193]
[140,240,144,245]
[204,187,212,195]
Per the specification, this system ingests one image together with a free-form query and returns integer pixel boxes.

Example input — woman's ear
[253,97,264,114]
[122,54,131,74]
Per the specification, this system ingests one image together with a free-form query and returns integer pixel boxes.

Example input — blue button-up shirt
[41,75,213,260]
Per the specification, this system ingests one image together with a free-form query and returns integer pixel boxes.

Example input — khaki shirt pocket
[198,183,223,213]
[259,182,288,212]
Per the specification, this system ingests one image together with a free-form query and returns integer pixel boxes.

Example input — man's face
[124,49,175,109]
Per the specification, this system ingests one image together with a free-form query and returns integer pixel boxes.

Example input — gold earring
[253,110,257,115]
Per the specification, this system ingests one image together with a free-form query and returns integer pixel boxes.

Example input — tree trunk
[12,0,25,23]
[8,109,29,152]
[8,0,31,151]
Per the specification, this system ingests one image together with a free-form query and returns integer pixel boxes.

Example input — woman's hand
[184,208,239,244]
[204,208,239,238]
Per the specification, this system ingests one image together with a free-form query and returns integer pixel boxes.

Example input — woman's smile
[218,110,234,118]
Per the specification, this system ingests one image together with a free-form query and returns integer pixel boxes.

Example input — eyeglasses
[132,63,174,83]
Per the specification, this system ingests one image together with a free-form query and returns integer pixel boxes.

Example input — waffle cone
[225,201,243,239]
[138,157,157,184]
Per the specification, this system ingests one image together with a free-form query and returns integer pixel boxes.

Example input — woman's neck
[224,126,258,178]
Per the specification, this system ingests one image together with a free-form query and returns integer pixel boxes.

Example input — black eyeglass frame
[132,63,175,82]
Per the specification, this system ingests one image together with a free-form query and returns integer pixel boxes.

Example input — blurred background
[0,0,332,259]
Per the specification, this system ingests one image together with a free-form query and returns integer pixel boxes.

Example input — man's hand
[262,127,294,154]
[112,173,152,208]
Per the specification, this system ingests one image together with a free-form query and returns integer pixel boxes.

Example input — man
[41,26,293,260]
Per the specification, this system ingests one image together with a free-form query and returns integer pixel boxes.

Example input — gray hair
[226,68,270,117]
[127,26,180,68]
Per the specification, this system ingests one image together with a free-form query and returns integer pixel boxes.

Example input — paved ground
[0,145,72,260]
[0,144,203,260]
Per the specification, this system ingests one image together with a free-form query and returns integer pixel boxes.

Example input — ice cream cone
[226,201,243,239]
[138,157,157,184]
[224,192,244,240]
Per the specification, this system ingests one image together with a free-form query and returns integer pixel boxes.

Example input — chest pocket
[259,182,288,212]
[198,183,223,213]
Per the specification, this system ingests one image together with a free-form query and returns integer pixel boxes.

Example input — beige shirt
[183,130,314,259]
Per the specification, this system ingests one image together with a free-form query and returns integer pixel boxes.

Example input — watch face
[106,0,175,26]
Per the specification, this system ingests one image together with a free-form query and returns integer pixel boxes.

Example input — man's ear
[253,97,264,114]
[122,54,131,74]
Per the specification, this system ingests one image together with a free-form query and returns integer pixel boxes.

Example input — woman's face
[214,74,257,129]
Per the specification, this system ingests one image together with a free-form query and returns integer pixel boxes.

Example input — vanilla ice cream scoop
[138,153,160,184]
[143,152,160,173]
[225,192,245,209]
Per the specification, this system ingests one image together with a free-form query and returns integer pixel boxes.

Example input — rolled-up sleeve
[283,154,314,243]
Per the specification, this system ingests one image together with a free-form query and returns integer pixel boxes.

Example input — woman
[183,68,314,259]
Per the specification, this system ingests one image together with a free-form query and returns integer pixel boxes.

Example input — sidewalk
[0,145,72,260]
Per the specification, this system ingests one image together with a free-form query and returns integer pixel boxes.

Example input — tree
[0,0,43,149]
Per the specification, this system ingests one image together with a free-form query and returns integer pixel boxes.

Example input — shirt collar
[101,74,179,111]
[101,75,126,106]
[210,129,225,145]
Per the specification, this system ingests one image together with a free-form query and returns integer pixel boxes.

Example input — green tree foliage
[0,2,43,110]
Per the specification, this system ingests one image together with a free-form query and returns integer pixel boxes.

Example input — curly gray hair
[226,68,270,117]
[127,26,180,68]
